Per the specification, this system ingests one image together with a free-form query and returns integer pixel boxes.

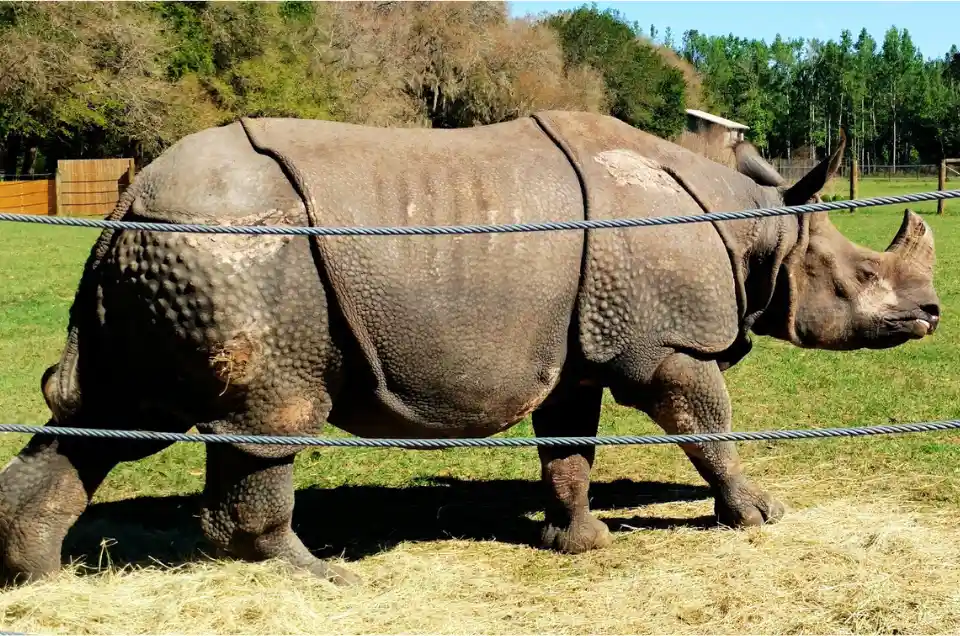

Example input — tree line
[675,26,960,168]
[0,1,957,176]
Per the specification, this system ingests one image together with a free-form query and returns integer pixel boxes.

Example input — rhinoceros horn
[782,129,846,205]
[886,208,935,275]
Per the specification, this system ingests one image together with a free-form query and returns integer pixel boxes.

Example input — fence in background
[767,158,955,215]
[0,158,134,217]
[770,160,944,182]
[0,178,56,216]
[938,159,960,215]
[0,156,956,219]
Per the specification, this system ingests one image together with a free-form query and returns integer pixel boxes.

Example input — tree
[671,22,957,168]
[946,45,960,82]
[0,2,220,171]
[546,5,688,138]
[3,1,959,174]
[877,27,924,168]
[0,0,610,170]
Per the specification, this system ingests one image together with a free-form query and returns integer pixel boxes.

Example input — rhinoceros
[0,111,939,586]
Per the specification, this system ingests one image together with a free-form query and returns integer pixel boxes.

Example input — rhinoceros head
[748,133,940,350]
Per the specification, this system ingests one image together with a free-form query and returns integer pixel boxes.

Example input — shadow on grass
[62,477,712,573]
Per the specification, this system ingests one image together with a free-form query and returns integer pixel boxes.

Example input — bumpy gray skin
[0,111,940,586]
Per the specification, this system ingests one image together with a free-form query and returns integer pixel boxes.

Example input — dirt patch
[267,396,316,435]
[593,149,684,194]
[210,333,262,393]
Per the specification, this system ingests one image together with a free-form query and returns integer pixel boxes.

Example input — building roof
[685,109,749,131]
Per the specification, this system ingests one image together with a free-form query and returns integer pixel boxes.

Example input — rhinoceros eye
[856,260,879,283]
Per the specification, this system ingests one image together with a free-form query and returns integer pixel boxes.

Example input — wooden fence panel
[57,158,134,217]
[0,179,56,215]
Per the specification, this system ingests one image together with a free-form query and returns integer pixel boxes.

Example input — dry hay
[1,493,958,635]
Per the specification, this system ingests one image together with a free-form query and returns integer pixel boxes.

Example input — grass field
[0,177,959,634]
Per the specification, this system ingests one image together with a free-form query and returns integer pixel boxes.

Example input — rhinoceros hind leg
[632,353,785,528]
[200,443,359,586]
[0,421,179,585]
[532,384,612,554]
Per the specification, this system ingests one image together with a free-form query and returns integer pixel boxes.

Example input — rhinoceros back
[237,116,586,434]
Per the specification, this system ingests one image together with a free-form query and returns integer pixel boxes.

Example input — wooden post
[54,160,62,217]
[849,157,858,213]
[127,157,135,188]
[939,159,947,216]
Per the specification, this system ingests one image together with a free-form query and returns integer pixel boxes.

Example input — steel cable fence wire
[0,420,958,448]
[0,189,958,236]
[0,188,956,449]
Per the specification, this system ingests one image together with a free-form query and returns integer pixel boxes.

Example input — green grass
[2,177,960,634]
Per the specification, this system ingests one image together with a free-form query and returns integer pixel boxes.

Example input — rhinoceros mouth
[881,309,940,338]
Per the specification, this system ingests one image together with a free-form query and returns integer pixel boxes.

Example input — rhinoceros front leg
[639,353,785,527]
[532,384,613,554]
[200,443,359,586]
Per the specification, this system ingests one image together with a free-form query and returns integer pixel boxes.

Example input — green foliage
[0,1,613,170]
[2,0,957,174]
[678,25,960,165]
[0,2,223,172]
[379,2,607,129]
[277,0,314,24]
[150,1,215,79]
[205,50,338,121]
[545,5,687,138]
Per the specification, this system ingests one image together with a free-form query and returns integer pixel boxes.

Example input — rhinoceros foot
[540,514,613,554]
[322,563,362,586]
[0,434,111,587]
[714,476,785,527]
[200,445,365,587]
[273,556,360,586]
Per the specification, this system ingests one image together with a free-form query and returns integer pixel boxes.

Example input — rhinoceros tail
[42,179,142,424]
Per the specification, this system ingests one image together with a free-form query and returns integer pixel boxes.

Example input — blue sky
[507,1,959,60]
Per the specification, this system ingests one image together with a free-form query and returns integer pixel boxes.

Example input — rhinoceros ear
[734,142,785,187]
[783,129,846,206]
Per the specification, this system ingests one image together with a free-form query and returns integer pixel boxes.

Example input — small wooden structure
[0,158,134,217]
[685,109,749,145]
[56,158,135,217]
[0,178,56,216]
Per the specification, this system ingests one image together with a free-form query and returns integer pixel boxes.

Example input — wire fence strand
[0,187,958,452]
[1,420,958,448]
[1,189,959,236]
